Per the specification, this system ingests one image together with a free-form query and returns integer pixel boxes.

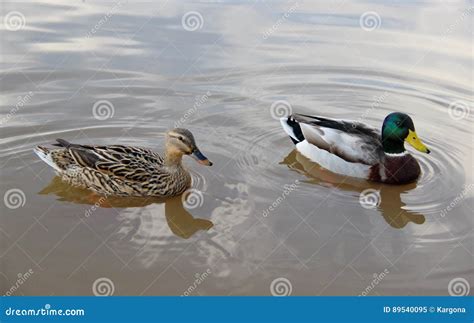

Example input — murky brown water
[1,1,473,296]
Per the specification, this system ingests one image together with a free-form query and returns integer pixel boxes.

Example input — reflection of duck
[281,150,425,228]
[280,112,430,184]
[164,196,213,239]
[39,176,213,239]
[34,128,212,197]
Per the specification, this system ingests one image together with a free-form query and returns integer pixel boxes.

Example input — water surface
[1,1,473,296]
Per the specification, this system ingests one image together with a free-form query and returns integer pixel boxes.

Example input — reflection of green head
[381,112,430,154]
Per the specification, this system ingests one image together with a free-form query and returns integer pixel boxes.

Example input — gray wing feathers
[295,115,383,165]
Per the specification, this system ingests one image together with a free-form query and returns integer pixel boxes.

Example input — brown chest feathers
[369,154,421,184]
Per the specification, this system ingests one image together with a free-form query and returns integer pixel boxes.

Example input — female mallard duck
[34,128,212,197]
[280,112,430,184]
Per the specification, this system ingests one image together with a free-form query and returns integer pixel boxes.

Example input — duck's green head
[381,112,430,154]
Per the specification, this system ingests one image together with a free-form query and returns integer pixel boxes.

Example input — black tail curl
[286,116,305,144]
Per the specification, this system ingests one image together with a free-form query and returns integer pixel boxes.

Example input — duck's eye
[178,136,184,141]
[396,121,401,126]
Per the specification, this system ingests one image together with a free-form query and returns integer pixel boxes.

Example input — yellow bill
[405,129,430,153]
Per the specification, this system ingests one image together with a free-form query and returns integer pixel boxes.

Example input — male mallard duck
[34,128,212,197]
[280,112,430,184]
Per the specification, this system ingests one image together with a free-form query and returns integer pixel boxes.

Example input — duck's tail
[52,138,73,148]
[280,115,305,145]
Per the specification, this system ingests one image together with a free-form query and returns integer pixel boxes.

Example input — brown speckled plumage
[34,129,211,197]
